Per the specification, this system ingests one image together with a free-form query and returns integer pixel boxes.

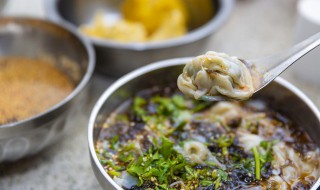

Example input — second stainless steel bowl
[0,17,95,162]
[46,0,234,77]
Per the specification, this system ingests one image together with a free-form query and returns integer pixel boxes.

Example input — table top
[1,0,320,189]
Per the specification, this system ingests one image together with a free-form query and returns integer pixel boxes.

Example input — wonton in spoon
[177,51,254,101]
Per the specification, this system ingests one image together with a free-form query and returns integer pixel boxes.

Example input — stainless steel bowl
[88,58,320,190]
[0,17,95,162]
[45,0,234,77]
[0,0,7,12]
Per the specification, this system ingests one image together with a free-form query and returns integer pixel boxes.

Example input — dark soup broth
[95,87,320,190]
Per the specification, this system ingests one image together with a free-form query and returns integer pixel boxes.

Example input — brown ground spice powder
[0,57,74,125]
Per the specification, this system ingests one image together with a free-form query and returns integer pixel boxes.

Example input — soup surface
[95,87,320,190]
[0,57,74,125]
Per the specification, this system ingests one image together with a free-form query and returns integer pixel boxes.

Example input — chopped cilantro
[259,140,274,164]
[133,96,147,118]
[217,169,228,181]
[214,134,234,148]
[127,137,187,187]
[152,96,176,116]
[110,135,119,150]
[109,170,121,177]
[118,142,138,163]
[200,180,213,186]
[159,137,174,158]
[131,95,192,134]
[172,95,187,108]
[213,134,234,156]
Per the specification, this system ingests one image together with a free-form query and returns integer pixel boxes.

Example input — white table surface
[0,0,320,189]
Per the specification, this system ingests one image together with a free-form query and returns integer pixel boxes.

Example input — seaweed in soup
[95,87,320,190]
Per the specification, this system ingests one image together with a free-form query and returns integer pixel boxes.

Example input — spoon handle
[249,32,320,90]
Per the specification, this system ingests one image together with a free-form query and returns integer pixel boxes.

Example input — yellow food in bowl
[80,12,148,42]
[79,0,190,42]
[122,0,188,35]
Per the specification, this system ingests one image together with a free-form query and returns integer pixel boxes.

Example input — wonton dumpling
[272,142,320,187]
[177,51,254,100]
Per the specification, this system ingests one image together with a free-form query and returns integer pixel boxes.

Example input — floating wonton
[177,51,255,100]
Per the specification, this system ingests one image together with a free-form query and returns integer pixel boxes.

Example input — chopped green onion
[252,146,261,180]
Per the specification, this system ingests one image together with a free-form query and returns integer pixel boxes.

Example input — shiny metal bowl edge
[0,17,95,162]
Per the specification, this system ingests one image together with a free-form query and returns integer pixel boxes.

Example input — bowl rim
[88,58,320,190]
[0,17,95,131]
[45,0,234,51]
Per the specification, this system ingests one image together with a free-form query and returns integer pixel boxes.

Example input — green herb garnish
[110,135,119,150]
[252,146,261,180]
[213,134,234,156]
[133,96,147,118]
[126,137,187,187]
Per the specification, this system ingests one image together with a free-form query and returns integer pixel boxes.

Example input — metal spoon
[201,32,320,101]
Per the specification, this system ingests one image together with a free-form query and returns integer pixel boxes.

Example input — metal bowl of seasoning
[0,17,95,162]
[88,58,320,189]
[45,0,234,77]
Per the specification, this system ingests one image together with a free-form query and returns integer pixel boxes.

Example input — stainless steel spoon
[201,32,320,101]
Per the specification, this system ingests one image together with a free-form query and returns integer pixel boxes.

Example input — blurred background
[0,0,319,189]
